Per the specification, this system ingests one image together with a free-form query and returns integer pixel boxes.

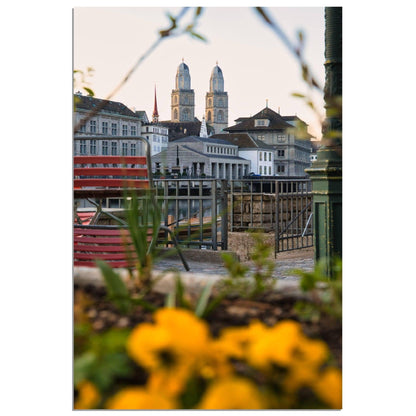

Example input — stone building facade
[152,136,250,179]
[225,107,313,176]
[205,64,228,134]
[74,93,145,156]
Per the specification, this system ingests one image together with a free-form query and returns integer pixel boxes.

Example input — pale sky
[74,6,325,139]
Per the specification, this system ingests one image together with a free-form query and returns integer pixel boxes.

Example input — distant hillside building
[225,106,313,176]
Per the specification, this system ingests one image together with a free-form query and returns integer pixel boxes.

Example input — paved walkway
[153,255,314,281]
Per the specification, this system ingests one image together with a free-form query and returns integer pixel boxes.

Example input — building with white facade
[142,124,169,156]
[152,136,250,179]
[211,133,274,176]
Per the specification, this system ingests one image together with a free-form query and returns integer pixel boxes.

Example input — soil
[74,279,341,369]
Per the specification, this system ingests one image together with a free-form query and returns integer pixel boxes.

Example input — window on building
[269,153,272,161]
[278,150,285,157]
[259,152,262,161]
[122,142,128,156]
[102,141,108,155]
[90,140,97,155]
[218,110,224,121]
[102,122,108,135]
[254,119,270,127]
[264,152,267,160]
[259,166,262,174]
[277,135,286,143]
[269,166,271,175]
[277,165,285,173]
[79,122,86,133]
[131,125,136,136]
[80,140,87,154]
[111,123,117,135]
[111,141,117,155]
[122,125,128,136]
[130,143,136,156]
[90,120,96,133]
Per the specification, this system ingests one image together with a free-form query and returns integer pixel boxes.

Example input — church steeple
[205,63,228,134]
[171,60,195,122]
[152,85,159,123]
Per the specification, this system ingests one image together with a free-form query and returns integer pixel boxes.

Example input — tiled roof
[173,135,237,146]
[74,94,139,118]
[210,133,275,150]
[158,120,215,141]
[225,107,294,132]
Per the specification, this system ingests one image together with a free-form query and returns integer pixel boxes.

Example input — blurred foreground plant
[220,231,275,299]
[293,258,342,323]
[74,307,341,409]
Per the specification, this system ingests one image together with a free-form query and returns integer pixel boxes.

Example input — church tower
[205,63,228,134]
[171,60,195,122]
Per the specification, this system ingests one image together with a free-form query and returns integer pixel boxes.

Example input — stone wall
[228,231,275,261]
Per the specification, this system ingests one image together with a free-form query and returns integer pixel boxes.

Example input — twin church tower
[170,60,228,134]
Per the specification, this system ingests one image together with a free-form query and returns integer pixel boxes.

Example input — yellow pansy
[106,386,176,409]
[198,377,266,409]
[247,320,303,368]
[219,320,268,359]
[312,367,342,409]
[74,380,100,409]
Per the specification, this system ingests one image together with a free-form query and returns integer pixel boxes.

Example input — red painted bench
[73,141,189,271]
[74,155,150,199]
[74,225,141,269]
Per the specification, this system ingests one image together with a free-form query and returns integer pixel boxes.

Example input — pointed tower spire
[199,117,208,138]
[152,85,159,123]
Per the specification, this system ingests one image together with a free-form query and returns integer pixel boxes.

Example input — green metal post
[305,7,342,277]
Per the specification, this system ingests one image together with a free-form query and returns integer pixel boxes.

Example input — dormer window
[255,119,270,127]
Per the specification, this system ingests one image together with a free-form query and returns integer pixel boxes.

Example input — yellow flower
[247,320,303,368]
[285,338,330,391]
[198,377,266,409]
[126,308,211,397]
[219,320,268,360]
[74,380,100,409]
[106,387,176,409]
[312,367,342,409]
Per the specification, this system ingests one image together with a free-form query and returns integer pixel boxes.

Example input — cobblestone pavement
[153,255,314,281]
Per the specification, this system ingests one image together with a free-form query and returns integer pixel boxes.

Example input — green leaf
[83,87,95,97]
[189,31,207,42]
[96,260,131,313]
[195,281,215,317]
[74,351,96,386]
[292,92,306,98]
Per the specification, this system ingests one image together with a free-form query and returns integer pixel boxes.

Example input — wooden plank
[74,244,135,253]
[74,156,147,165]
[74,167,148,177]
[73,179,149,188]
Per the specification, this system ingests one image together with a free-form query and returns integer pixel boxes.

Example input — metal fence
[153,179,228,250]
[228,178,313,255]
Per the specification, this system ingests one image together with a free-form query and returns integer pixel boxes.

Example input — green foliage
[293,258,342,322]
[74,327,134,392]
[97,260,132,314]
[165,274,219,318]
[219,232,275,299]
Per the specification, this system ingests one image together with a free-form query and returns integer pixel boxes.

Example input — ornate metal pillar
[305,7,342,277]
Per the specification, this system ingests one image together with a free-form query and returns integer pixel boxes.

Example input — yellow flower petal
[106,387,176,409]
[74,380,100,409]
[198,377,265,409]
